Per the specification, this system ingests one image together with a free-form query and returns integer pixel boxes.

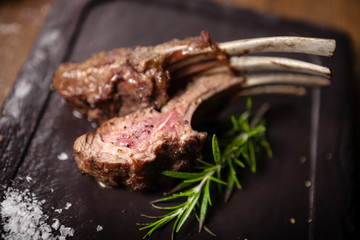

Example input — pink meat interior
[101,110,187,149]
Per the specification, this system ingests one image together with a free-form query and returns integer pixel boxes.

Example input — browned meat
[68,33,335,190]
[54,31,226,123]
[73,71,244,191]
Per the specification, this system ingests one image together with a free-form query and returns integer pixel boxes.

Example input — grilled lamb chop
[73,71,239,190]
[69,33,335,191]
[73,64,332,191]
[54,32,225,123]
[54,31,335,123]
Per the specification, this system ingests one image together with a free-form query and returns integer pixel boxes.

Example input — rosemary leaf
[208,176,227,185]
[248,140,256,173]
[197,158,214,167]
[151,202,187,210]
[212,135,221,165]
[199,180,211,232]
[176,192,201,232]
[163,171,206,179]
[224,171,235,202]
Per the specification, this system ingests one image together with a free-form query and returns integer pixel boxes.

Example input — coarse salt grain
[97,181,107,188]
[59,225,74,238]
[64,202,72,210]
[0,187,75,240]
[57,152,69,161]
[52,218,60,230]
[96,225,103,232]
[54,208,63,214]
[72,110,83,119]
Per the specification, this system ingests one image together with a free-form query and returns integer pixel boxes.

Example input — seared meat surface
[73,71,244,191]
[54,31,225,123]
[74,107,206,191]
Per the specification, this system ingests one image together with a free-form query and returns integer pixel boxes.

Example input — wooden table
[1,0,359,107]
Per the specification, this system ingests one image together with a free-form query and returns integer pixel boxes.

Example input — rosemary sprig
[139,98,272,239]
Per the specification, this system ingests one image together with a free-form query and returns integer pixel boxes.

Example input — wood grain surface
[0,0,359,107]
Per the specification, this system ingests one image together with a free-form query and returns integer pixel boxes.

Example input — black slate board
[0,0,355,239]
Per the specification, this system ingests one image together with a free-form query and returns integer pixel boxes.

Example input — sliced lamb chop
[73,72,232,191]
[54,31,335,123]
[73,64,331,191]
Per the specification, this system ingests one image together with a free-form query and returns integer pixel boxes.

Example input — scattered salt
[64,202,72,210]
[97,181,107,188]
[54,208,63,214]
[0,187,75,240]
[52,218,60,230]
[96,225,103,232]
[25,176,32,182]
[72,110,83,119]
[57,152,69,161]
[59,225,74,237]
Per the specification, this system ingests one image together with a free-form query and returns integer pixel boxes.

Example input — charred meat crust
[54,31,222,123]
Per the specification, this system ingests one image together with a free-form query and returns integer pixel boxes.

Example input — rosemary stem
[195,167,218,192]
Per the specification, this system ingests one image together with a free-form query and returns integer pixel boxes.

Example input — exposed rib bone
[169,55,332,81]
[167,53,218,72]
[230,56,331,78]
[163,37,335,57]
[243,74,330,88]
[171,60,225,79]
[219,36,335,57]
[166,37,335,79]
[237,85,307,97]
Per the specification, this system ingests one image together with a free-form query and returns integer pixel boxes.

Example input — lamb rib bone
[218,36,335,56]
[237,85,307,97]
[168,36,335,76]
[230,56,331,78]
